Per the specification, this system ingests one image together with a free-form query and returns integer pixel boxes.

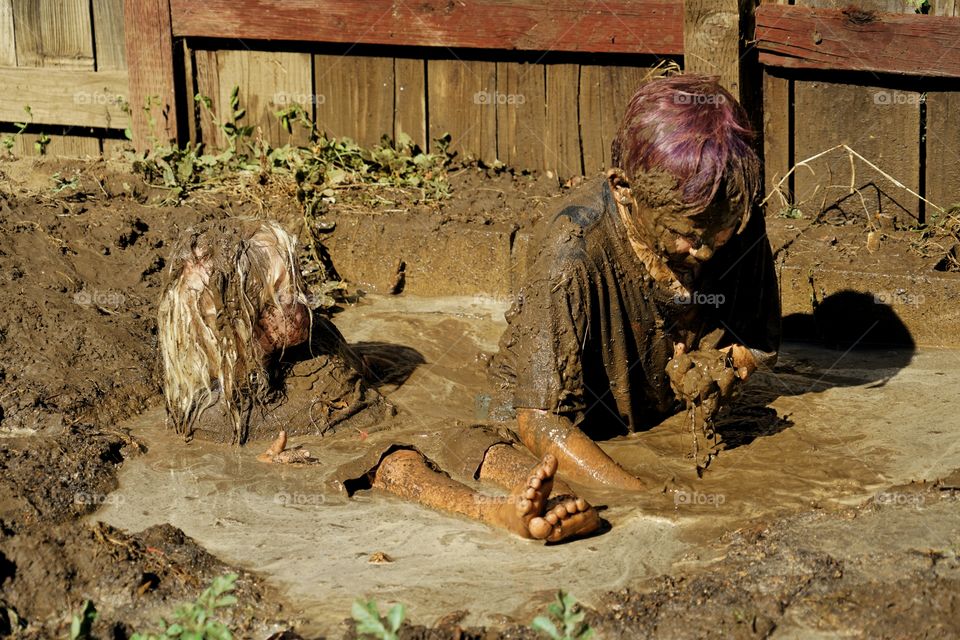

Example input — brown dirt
[0,155,956,638]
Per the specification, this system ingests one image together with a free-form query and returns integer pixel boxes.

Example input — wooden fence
[2,0,960,217]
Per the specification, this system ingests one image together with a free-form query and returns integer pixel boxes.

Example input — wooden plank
[15,131,100,158]
[123,0,177,147]
[427,59,496,162]
[169,0,684,55]
[793,0,921,223]
[579,65,653,175]
[0,67,129,128]
[215,50,313,148]
[543,63,581,178]
[193,48,220,147]
[92,0,126,70]
[757,4,960,78]
[925,92,960,211]
[760,0,792,207]
[684,0,744,97]
[315,54,394,147]
[495,62,545,170]
[762,68,791,208]
[13,0,95,69]
[0,1,16,66]
[394,58,426,149]
[926,0,960,212]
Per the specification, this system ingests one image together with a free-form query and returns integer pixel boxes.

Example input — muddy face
[619,168,746,278]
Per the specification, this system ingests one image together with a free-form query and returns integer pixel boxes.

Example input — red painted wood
[124,0,177,148]
[756,4,960,78]
[169,0,684,55]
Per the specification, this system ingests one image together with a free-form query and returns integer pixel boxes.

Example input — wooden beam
[0,67,130,129]
[124,0,177,148]
[168,0,684,55]
[684,0,744,97]
[756,4,960,78]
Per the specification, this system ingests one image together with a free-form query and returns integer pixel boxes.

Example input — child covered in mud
[157,218,388,445]
[158,74,778,545]
[360,74,780,541]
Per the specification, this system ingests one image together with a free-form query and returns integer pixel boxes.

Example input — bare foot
[496,454,600,542]
[257,430,315,464]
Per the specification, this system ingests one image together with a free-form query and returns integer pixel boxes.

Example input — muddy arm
[516,408,644,491]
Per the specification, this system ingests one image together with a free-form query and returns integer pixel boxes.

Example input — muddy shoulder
[0,158,957,639]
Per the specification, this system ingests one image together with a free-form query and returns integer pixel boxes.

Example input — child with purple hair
[362,74,780,542]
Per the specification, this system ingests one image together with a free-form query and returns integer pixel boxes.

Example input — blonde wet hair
[157,218,308,443]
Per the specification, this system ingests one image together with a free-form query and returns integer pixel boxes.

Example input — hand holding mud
[667,329,743,474]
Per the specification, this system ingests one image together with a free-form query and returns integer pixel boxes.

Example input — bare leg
[373,449,599,542]
[517,409,645,491]
[479,444,576,496]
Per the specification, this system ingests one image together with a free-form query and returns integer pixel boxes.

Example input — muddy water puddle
[95,295,960,634]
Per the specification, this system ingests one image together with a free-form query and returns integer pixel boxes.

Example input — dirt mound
[0,521,290,638]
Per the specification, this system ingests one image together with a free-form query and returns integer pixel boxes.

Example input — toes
[517,497,533,515]
[527,516,553,540]
[529,476,542,490]
[545,511,559,526]
[541,454,558,476]
[575,497,588,512]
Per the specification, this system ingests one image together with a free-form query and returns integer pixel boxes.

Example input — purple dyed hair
[611,75,760,224]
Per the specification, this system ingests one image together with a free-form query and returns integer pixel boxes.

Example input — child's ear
[606,168,633,206]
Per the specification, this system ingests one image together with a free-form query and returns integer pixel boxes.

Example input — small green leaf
[531,615,561,640]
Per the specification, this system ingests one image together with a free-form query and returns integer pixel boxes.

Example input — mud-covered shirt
[489,178,780,439]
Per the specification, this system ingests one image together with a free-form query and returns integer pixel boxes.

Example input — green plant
[530,591,594,640]
[2,106,35,154]
[778,205,803,219]
[131,573,238,640]
[51,171,80,194]
[909,0,931,14]
[70,600,98,640]
[351,598,405,640]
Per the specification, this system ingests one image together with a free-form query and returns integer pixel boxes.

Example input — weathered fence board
[0,67,129,128]
[427,59,497,162]
[124,0,177,145]
[315,55,394,148]
[926,0,960,212]
[544,64,582,178]
[0,1,16,66]
[495,61,545,171]
[792,0,921,223]
[13,0,95,69]
[394,58,426,150]
[760,0,792,206]
[169,0,684,55]
[757,4,960,78]
[92,0,127,71]
[579,65,652,175]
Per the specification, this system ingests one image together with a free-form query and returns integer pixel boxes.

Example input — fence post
[683,0,756,102]
[123,0,178,150]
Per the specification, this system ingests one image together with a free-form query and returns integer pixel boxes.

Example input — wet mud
[98,296,960,638]
[1,157,958,638]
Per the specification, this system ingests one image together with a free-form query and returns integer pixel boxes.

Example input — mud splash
[94,295,960,635]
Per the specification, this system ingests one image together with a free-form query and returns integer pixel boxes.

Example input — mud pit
[1,157,959,638]
[97,295,960,637]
